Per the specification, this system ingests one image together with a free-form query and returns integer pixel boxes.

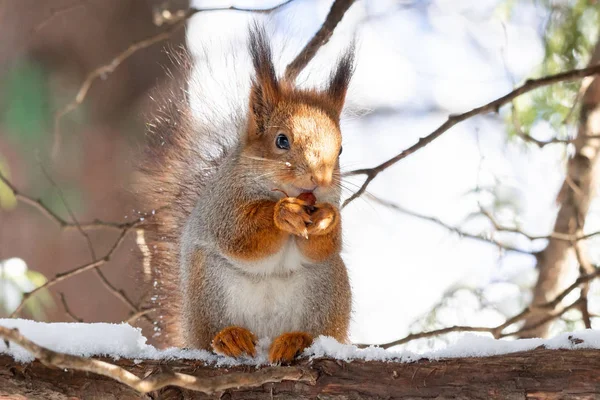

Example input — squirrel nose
[311,169,332,187]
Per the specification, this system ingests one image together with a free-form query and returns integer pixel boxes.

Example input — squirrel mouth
[294,185,317,193]
[273,185,317,198]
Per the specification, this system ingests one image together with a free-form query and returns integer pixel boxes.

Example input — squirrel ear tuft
[248,24,280,134]
[326,44,355,115]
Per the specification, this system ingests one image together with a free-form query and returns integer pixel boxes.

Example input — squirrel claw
[274,197,312,237]
[269,332,313,364]
[212,326,257,358]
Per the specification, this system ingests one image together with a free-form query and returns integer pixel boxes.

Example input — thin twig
[573,241,594,329]
[38,164,153,324]
[39,163,97,260]
[9,221,141,318]
[367,194,533,255]
[59,293,83,323]
[343,64,600,207]
[92,268,154,325]
[478,207,600,242]
[0,171,139,232]
[125,308,156,325]
[2,170,152,323]
[284,0,356,81]
[0,326,317,395]
[32,0,85,34]
[50,1,294,157]
[361,267,600,349]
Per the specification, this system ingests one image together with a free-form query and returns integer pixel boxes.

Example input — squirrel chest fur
[221,240,311,339]
[141,26,354,363]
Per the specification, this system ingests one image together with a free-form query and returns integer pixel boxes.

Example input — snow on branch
[3,320,600,398]
[361,260,600,349]
[0,325,315,395]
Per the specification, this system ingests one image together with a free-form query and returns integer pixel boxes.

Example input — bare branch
[2,170,152,323]
[50,0,295,157]
[125,308,155,325]
[39,163,97,260]
[367,194,534,255]
[9,220,141,318]
[0,171,139,232]
[478,207,600,243]
[361,267,600,349]
[32,1,85,34]
[285,0,356,81]
[573,241,593,329]
[0,326,316,395]
[92,268,154,325]
[343,64,600,207]
[59,293,83,323]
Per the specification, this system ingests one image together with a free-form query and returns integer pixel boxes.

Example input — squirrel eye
[275,133,290,150]
[339,146,343,156]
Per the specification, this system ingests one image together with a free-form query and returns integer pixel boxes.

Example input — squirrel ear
[326,45,355,115]
[248,24,280,135]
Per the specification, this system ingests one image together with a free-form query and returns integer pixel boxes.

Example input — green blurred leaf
[1,61,51,146]
[0,157,17,210]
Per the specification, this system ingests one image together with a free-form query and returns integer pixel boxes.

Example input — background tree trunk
[521,39,600,338]
[2,348,600,399]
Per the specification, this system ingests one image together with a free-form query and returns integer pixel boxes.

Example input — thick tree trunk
[521,41,600,338]
[2,348,600,399]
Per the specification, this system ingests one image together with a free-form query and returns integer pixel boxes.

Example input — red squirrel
[139,26,354,363]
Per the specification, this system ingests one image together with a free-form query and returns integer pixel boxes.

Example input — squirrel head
[244,26,354,197]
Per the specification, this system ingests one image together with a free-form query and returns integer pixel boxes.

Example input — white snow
[2,319,599,365]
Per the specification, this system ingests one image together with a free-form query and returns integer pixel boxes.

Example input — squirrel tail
[137,46,247,345]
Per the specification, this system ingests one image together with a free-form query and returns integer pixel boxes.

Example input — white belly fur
[224,239,309,338]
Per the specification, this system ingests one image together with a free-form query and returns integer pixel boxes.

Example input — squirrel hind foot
[268,332,314,364]
[212,326,257,358]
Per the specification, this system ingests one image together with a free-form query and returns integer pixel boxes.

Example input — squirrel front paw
[274,197,312,238]
[212,326,257,358]
[306,203,338,236]
[268,332,313,364]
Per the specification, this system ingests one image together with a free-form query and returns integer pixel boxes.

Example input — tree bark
[521,40,600,338]
[2,348,600,399]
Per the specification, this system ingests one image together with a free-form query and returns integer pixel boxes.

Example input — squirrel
[139,26,354,364]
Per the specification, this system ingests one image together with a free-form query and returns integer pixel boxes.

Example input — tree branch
[32,0,85,34]
[1,171,152,323]
[284,0,356,81]
[0,171,139,232]
[0,326,316,395]
[3,331,600,398]
[58,292,83,323]
[9,220,141,318]
[50,0,295,158]
[343,64,600,207]
[367,194,534,255]
[361,266,600,349]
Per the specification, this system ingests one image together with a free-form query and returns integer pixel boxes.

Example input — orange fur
[212,326,257,357]
[269,332,314,364]
[220,200,288,261]
[296,203,341,262]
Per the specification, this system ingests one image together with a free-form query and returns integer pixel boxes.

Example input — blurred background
[1,0,600,351]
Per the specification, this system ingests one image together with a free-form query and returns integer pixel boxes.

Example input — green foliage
[1,61,52,148]
[505,0,600,140]
[0,156,17,210]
